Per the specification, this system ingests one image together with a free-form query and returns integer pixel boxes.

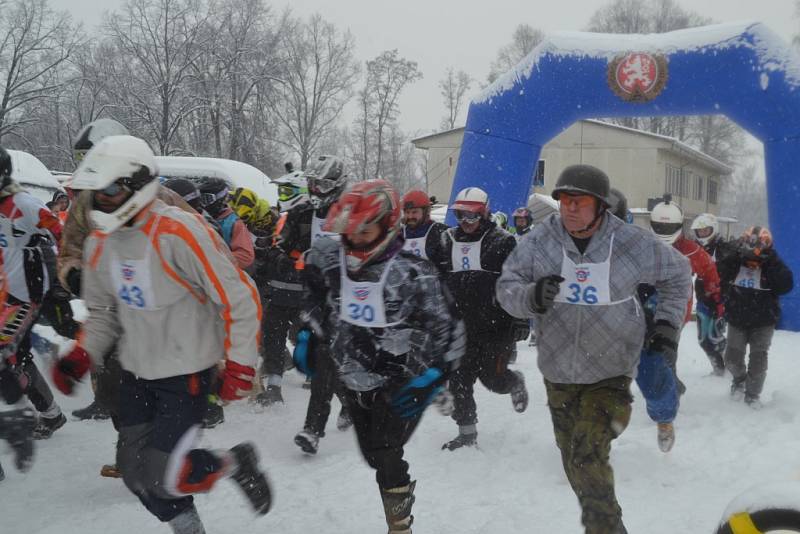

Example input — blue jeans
[635,349,679,424]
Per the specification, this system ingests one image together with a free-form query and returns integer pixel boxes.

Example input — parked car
[8,150,63,204]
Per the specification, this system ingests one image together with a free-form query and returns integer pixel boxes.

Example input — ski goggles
[96,179,132,197]
[201,188,229,207]
[558,194,596,209]
[454,210,482,223]
[307,176,338,195]
[278,184,308,201]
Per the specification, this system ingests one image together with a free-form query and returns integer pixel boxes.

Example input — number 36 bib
[554,235,620,306]
[339,249,400,327]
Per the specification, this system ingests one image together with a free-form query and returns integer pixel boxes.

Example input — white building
[412,119,735,235]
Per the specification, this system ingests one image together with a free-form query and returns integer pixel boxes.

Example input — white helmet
[273,170,310,211]
[450,187,490,218]
[690,213,719,246]
[650,200,683,244]
[71,135,159,234]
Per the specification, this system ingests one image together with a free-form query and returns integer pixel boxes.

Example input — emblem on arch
[608,52,668,103]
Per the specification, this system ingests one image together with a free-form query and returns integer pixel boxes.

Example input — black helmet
[163,177,202,211]
[198,177,232,216]
[607,187,628,221]
[551,164,611,206]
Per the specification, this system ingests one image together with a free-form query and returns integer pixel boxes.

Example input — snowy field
[3,322,800,533]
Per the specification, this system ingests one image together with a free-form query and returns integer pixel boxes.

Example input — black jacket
[429,220,517,336]
[717,245,794,328]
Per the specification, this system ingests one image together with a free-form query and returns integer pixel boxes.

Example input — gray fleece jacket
[496,213,691,384]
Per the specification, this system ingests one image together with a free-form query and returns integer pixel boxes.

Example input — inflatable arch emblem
[450,22,800,329]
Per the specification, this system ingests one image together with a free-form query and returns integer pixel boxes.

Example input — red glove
[218,360,255,401]
[716,302,725,318]
[52,346,91,395]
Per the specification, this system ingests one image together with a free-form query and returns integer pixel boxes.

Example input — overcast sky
[51,0,798,138]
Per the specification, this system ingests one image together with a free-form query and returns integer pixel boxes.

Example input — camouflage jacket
[304,236,465,392]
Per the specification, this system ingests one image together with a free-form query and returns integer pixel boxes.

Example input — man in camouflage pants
[497,165,690,533]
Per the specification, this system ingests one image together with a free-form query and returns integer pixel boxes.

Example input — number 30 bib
[554,235,618,306]
[339,249,400,328]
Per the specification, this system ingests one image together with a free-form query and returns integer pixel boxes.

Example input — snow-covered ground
[3,322,800,533]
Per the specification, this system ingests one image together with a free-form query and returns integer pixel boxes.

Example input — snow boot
[32,412,66,440]
[510,371,529,413]
[745,394,763,410]
[336,406,353,431]
[201,397,225,429]
[442,430,477,451]
[229,442,272,516]
[168,505,206,534]
[71,400,111,421]
[100,463,123,478]
[0,408,36,471]
[294,428,320,454]
[730,379,746,401]
[255,385,284,407]
[657,422,675,453]
[380,481,416,534]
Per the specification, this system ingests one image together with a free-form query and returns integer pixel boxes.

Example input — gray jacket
[496,213,691,384]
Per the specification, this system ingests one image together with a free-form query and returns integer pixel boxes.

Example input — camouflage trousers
[545,376,633,534]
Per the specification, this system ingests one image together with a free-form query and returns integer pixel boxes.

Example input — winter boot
[442,428,477,451]
[380,481,416,534]
[336,406,353,431]
[510,371,529,413]
[255,385,284,407]
[657,422,675,453]
[100,463,123,478]
[745,394,763,410]
[730,378,746,401]
[202,397,225,429]
[71,400,111,421]
[294,428,320,455]
[32,412,66,440]
[168,505,206,534]
[0,408,36,471]
[229,442,272,515]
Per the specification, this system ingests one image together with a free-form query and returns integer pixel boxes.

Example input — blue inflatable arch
[450,22,800,330]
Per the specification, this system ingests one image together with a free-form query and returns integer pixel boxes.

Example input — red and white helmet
[324,179,401,272]
[650,200,684,244]
[450,187,489,217]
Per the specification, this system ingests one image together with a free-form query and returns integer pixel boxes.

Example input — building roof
[411,120,733,175]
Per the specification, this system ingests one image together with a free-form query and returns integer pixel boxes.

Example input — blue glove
[292,329,316,379]
[391,368,446,418]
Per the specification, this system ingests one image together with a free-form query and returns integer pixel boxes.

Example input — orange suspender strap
[272,213,287,247]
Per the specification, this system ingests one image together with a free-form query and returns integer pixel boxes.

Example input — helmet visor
[651,221,683,237]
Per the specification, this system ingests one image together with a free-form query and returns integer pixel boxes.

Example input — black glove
[0,366,24,404]
[66,268,82,297]
[512,319,531,342]
[527,275,565,313]
[646,320,679,364]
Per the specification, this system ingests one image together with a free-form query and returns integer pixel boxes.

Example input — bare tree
[360,49,422,179]
[267,13,359,168]
[103,0,211,154]
[487,24,545,83]
[0,0,79,143]
[721,161,767,234]
[439,68,472,130]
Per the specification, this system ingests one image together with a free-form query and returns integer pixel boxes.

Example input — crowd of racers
[0,118,793,534]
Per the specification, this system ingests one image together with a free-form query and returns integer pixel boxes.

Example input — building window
[532,159,545,187]
[694,175,704,201]
[665,164,682,197]
[708,180,718,205]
